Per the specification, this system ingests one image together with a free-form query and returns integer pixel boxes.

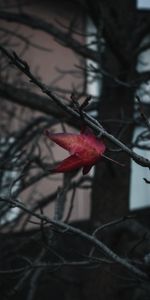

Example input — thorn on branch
[80,95,92,110]
[70,93,92,121]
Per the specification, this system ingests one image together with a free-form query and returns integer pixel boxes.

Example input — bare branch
[0,45,150,168]
[0,196,148,280]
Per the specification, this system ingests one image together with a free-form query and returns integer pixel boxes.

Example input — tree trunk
[91,56,135,224]
[85,48,136,299]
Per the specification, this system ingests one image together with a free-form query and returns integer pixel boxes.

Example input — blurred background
[0,1,150,299]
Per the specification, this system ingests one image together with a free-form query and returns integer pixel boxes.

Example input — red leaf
[45,127,106,174]
[52,155,83,173]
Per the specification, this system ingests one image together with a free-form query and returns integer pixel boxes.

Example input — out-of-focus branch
[0,27,52,52]
[0,11,100,62]
[0,195,148,280]
[0,83,80,128]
